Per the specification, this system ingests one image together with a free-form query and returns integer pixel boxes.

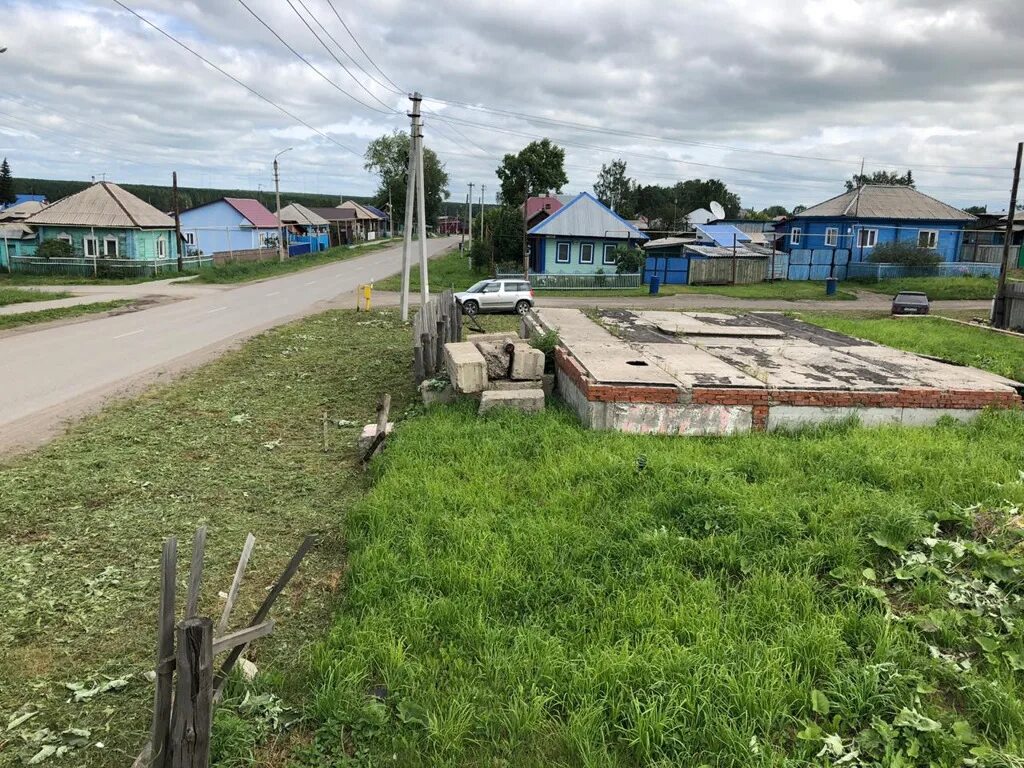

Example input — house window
[824,227,838,247]
[184,232,196,246]
[58,233,73,246]
[555,241,571,263]
[104,237,119,257]
[156,237,167,259]
[603,244,617,265]
[917,230,938,249]
[84,237,98,257]
[579,243,594,264]
[790,227,802,246]
[857,229,878,248]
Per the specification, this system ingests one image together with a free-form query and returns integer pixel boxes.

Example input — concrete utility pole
[273,147,292,263]
[480,185,485,218]
[461,192,468,250]
[467,182,475,250]
[399,94,421,322]
[993,141,1023,329]
[172,171,182,271]
[415,100,429,305]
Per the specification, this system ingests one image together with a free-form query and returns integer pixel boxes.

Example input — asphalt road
[0,237,458,453]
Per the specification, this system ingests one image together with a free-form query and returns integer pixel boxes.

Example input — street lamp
[273,147,292,263]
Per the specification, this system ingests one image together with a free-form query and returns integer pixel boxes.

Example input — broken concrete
[419,378,457,407]
[479,388,545,414]
[510,343,545,380]
[358,422,394,452]
[444,342,488,393]
[473,340,513,379]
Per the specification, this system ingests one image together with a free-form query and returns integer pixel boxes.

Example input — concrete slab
[638,343,766,388]
[535,308,619,345]
[845,346,1021,392]
[634,310,784,338]
[568,341,679,386]
[479,388,545,414]
[444,342,488,393]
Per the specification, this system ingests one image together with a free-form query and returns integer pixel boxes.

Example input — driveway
[0,237,458,454]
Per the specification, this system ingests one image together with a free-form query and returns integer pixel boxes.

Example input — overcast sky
[0,0,1020,211]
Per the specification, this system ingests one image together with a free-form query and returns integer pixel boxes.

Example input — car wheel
[462,300,480,316]
[515,300,531,315]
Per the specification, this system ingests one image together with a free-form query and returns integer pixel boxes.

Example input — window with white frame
[84,237,98,257]
[917,230,938,249]
[857,229,878,248]
[825,227,838,247]
[58,233,72,246]
[790,227,802,246]
[555,241,571,263]
[602,244,617,265]
[104,236,119,257]
[156,237,167,259]
[579,242,594,264]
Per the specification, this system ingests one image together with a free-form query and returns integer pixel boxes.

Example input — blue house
[179,197,280,256]
[527,192,648,274]
[777,186,976,274]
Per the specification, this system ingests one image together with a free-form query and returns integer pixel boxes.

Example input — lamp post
[273,147,292,263]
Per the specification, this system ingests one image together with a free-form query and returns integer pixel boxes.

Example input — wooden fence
[689,258,768,285]
[413,289,461,384]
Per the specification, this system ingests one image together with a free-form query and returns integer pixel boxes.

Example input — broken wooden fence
[413,288,461,384]
[133,528,315,768]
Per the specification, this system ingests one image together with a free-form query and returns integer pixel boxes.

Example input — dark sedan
[891,291,930,315]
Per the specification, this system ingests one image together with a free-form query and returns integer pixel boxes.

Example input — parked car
[891,291,930,315]
[455,279,534,315]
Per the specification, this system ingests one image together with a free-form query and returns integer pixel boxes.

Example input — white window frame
[84,237,98,257]
[104,236,119,258]
[790,227,802,246]
[917,229,938,249]
[602,244,617,266]
[579,242,594,264]
[156,237,167,259]
[58,233,73,246]
[555,241,571,264]
[857,228,878,248]
[824,227,838,247]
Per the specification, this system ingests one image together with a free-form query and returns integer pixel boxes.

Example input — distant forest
[13,178,374,213]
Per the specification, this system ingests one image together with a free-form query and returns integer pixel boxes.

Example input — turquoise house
[24,182,178,262]
[0,223,37,267]
[527,192,648,274]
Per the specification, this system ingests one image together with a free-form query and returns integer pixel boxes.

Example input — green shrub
[37,238,74,259]
[529,330,560,374]
[868,241,941,267]
[612,245,645,274]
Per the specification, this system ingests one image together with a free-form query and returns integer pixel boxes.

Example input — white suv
[455,279,535,315]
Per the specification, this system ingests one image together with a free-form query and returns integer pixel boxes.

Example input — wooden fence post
[147,537,177,768]
[169,618,213,768]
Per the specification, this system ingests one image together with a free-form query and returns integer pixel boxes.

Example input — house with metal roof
[363,204,391,236]
[277,203,330,255]
[24,181,177,261]
[0,200,47,223]
[777,185,975,264]
[337,200,384,241]
[178,197,280,256]
[0,222,38,266]
[526,192,648,274]
[523,196,564,229]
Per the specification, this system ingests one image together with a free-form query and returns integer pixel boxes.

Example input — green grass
[851,276,1000,300]
[373,246,481,292]
[193,239,397,284]
[796,312,1024,381]
[0,300,133,331]
[306,406,1024,766]
[0,272,193,286]
[640,281,855,300]
[0,287,73,306]
[0,309,417,767]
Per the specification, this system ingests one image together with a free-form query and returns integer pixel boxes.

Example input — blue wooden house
[526,192,647,274]
[179,197,280,256]
[777,186,975,270]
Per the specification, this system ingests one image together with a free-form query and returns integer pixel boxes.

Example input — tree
[611,245,644,274]
[791,204,807,215]
[38,238,73,259]
[472,205,524,268]
[593,159,636,217]
[964,205,987,215]
[845,169,914,192]
[495,139,568,204]
[0,158,14,206]
[364,131,450,226]
[674,178,741,220]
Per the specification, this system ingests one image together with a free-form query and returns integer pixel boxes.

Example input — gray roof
[0,222,35,239]
[0,201,46,222]
[25,182,174,229]
[684,244,766,258]
[796,185,975,221]
[277,203,328,226]
[338,200,381,220]
[528,192,648,239]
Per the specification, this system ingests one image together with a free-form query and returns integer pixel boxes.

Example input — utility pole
[172,171,182,271]
[399,94,420,322]
[461,192,467,251]
[480,184,486,216]
[414,97,429,305]
[273,148,292,263]
[993,141,1023,329]
[467,182,475,250]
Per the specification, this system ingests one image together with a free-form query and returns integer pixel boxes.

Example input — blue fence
[288,242,312,257]
[847,262,1001,280]
[787,248,850,281]
[643,255,689,285]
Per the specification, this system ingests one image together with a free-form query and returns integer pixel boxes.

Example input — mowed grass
[307,406,1024,766]
[0,287,72,306]
[797,312,1024,382]
[191,239,397,284]
[0,309,417,767]
[851,276,999,300]
[0,299,133,331]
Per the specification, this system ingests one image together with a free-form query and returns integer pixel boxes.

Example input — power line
[285,0,398,109]
[234,0,395,116]
[323,0,404,94]
[109,0,362,157]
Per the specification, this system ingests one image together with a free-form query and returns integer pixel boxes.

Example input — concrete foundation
[479,388,545,414]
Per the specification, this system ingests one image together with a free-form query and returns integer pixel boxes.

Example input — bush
[37,239,74,259]
[612,245,645,274]
[469,239,489,271]
[868,241,941,267]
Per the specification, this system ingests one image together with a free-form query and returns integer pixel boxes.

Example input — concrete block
[479,388,545,414]
[487,379,541,391]
[766,406,901,431]
[444,342,488,393]
[357,422,394,452]
[901,408,981,427]
[511,343,545,380]
[472,340,512,379]
[419,378,456,407]
[467,332,520,344]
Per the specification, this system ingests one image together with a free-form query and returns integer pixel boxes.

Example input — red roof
[524,196,563,221]
[223,197,279,228]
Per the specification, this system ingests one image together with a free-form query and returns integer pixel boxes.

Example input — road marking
[265,291,280,297]
[304,280,317,286]
[112,329,144,340]
[206,306,228,314]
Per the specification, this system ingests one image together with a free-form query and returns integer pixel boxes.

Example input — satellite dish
[709,201,726,220]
